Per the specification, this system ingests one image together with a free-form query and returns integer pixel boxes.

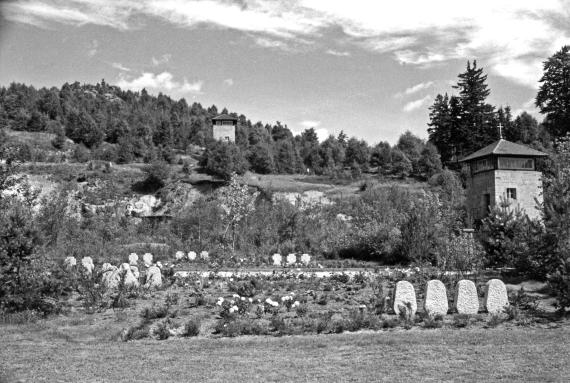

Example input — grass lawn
[1,324,568,382]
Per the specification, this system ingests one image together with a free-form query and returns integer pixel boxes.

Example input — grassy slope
[1,324,568,382]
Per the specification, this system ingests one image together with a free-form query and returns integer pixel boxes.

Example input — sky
[1,1,569,145]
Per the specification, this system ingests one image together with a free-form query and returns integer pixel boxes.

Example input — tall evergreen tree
[536,45,570,138]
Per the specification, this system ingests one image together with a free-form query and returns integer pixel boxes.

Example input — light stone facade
[213,124,235,142]
[466,169,543,220]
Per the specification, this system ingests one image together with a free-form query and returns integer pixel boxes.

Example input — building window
[498,157,534,170]
[472,158,493,173]
[506,188,517,200]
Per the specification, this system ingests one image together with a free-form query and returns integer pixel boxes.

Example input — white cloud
[325,49,350,57]
[87,39,98,57]
[223,78,234,86]
[151,54,172,66]
[6,0,570,88]
[403,95,432,112]
[395,81,434,98]
[116,72,203,94]
[300,120,321,128]
[111,62,131,71]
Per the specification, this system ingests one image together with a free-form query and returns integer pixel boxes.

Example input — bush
[181,318,201,337]
[142,160,170,190]
[201,141,249,180]
[140,304,169,320]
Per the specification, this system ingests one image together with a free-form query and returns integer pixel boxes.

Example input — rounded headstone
[145,265,163,288]
[81,256,94,274]
[393,280,417,317]
[102,265,120,289]
[424,280,448,316]
[64,256,76,269]
[286,253,296,265]
[128,253,138,266]
[272,253,282,266]
[484,279,509,314]
[142,253,153,267]
[130,265,140,280]
[455,280,479,315]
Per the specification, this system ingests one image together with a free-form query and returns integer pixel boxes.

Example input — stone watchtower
[212,114,237,143]
[460,139,548,221]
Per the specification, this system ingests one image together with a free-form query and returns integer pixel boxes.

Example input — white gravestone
[81,257,94,274]
[393,281,417,317]
[128,253,138,266]
[64,256,76,269]
[102,264,120,289]
[272,253,282,266]
[120,263,139,287]
[484,279,509,314]
[424,280,448,316]
[142,253,153,267]
[286,253,296,265]
[145,265,163,288]
[455,280,479,315]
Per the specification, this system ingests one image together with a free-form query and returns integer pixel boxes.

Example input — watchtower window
[498,157,534,170]
[472,158,493,173]
[506,188,517,200]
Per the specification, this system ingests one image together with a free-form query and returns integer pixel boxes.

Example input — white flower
[200,251,209,260]
[230,300,235,305]
[217,300,223,306]
[229,307,236,313]
[240,297,245,301]
[292,301,300,308]
[301,253,310,265]
[156,261,163,268]
[188,251,197,261]
[271,301,278,307]
[248,298,253,303]
[175,251,185,260]
[232,294,240,298]
[229,278,234,282]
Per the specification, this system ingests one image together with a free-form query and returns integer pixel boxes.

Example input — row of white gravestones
[393,279,509,317]
[101,263,162,289]
[64,256,94,274]
[272,253,311,266]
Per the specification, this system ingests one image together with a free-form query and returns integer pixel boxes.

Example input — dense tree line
[427,61,553,166]
[0,80,442,180]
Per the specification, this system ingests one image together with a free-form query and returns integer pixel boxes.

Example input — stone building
[212,114,237,142]
[460,139,548,221]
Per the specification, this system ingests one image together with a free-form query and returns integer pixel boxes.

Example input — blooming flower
[232,294,240,298]
[175,251,185,260]
[200,251,209,260]
[188,251,197,261]
[248,298,253,303]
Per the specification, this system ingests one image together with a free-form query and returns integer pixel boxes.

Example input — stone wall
[213,125,235,142]
[466,169,543,220]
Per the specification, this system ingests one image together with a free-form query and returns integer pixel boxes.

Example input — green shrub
[181,318,201,337]
[140,304,169,320]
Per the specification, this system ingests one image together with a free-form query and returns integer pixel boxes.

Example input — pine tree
[536,45,570,138]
